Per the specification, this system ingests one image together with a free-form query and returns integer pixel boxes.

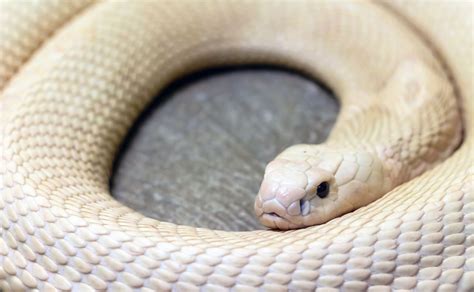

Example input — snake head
[255,144,388,230]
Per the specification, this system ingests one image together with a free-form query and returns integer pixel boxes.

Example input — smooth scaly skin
[0,0,472,291]
[0,0,95,90]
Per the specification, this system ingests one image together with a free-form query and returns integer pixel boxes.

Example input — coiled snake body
[0,0,472,291]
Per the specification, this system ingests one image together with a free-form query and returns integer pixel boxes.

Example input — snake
[0,0,472,291]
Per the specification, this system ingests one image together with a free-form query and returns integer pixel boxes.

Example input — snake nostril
[299,199,311,216]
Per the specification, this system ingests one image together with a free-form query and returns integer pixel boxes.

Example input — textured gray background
[111,68,338,231]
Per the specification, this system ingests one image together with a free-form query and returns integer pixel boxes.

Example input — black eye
[316,182,330,198]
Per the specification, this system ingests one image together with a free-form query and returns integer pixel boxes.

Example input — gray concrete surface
[111,68,338,231]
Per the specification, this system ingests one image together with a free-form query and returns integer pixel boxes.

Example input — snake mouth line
[261,212,287,222]
[260,212,306,230]
[262,214,287,230]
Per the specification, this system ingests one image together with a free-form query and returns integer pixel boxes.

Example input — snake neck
[328,59,463,191]
[325,116,462,194]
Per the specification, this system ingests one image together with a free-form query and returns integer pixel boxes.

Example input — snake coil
[0,0,472,291]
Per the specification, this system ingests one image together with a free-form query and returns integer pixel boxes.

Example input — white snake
[0,0,472,291]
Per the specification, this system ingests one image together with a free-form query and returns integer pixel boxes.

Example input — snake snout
[255,180,310,229]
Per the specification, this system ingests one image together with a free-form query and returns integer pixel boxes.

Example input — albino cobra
[0,0,472,291]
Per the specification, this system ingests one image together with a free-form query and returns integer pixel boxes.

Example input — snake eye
[316,182,330,198]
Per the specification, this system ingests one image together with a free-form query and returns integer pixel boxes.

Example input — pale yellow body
[0,0,472,291]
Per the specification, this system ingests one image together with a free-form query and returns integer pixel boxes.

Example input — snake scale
[0,0,472,291]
